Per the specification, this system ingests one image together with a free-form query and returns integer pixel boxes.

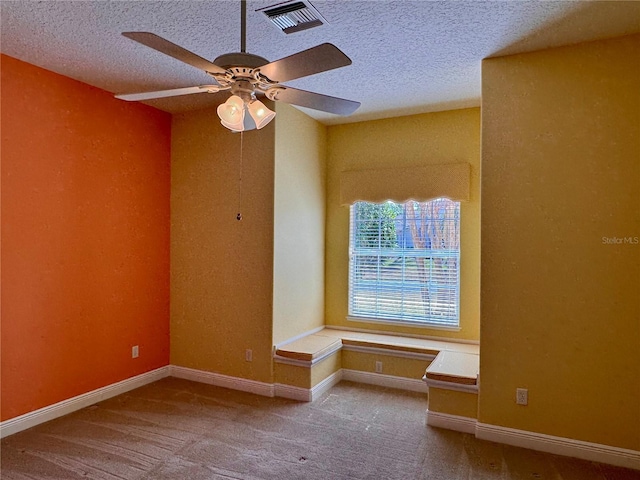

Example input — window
[348,198,460,328]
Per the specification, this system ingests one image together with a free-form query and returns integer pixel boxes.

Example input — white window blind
[348,199,460,327]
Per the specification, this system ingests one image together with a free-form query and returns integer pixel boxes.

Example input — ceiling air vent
[258,1,326,34]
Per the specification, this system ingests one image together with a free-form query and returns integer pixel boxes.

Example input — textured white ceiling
[1,1,639,124]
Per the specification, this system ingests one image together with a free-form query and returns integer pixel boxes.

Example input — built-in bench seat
[424,350,479,386]
[274,327,479,414]
[276,328,478,359]
[275,333,342,363]
[422,350,480,433]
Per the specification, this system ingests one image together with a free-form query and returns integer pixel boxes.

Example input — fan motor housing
[214,52,269,71]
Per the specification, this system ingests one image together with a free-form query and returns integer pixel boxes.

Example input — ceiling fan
[115,0,360,131]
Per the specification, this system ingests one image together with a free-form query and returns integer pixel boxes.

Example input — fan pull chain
[236,131,244,221]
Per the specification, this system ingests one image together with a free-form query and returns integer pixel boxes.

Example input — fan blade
[115,85,219,102]
[258,43,352,83]
[269,87,360,116]
[122,32,227,75]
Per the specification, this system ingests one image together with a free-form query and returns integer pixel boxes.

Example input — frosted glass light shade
[247,99,276,129]
[217,95,245,131]
[220,119,244,132]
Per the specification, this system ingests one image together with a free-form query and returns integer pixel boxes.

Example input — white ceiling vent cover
[258,1,326,34]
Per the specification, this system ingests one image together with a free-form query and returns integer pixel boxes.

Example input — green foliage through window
[353,202,402,249]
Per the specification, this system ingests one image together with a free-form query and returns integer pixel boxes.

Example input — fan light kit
[115,0,359,133]
[217,96,275,132]
[217,79,276,131]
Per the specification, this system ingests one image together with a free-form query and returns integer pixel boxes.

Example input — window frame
[347,198,461,330]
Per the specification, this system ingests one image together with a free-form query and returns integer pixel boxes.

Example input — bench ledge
[425,351,479,386]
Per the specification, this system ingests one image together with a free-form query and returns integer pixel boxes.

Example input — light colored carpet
[1,378,638,479]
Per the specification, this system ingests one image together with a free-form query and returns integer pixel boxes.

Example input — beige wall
[325,108,481,340]
[171,107,275,383]
[273,104,327,346]
[480,34,640,450]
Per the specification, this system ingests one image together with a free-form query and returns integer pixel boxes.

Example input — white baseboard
[426,410,477,434]
[274,383,311,401]
[169,365,274,398]
[476,422,640,471]
[311,370,343,401]
[0,366,170,439]
[342,369,429,393]
[274,370,343,402]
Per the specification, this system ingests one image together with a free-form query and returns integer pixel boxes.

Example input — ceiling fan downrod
[240,0,246,54]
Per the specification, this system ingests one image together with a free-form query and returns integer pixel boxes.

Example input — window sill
[346,316,461,332]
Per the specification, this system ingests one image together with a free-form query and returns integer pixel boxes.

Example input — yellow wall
[325,108,481,340]
[341,351,430,380]
[428,388,478,419]
[480,34,640,450]
[171,107,275,383]
[274,354,341,389]
[310,353,341,388]
[273,104,327,346]
[274,363,312,389]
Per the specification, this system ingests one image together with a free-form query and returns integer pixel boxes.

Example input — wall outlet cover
[516,388,528,405]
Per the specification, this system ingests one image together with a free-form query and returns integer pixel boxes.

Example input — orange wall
[1,55,171,421]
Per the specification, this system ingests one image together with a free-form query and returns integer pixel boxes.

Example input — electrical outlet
[516,388,528,405]
[245,349,252,362]
[375,361,383,373]
[132,345,139,359]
